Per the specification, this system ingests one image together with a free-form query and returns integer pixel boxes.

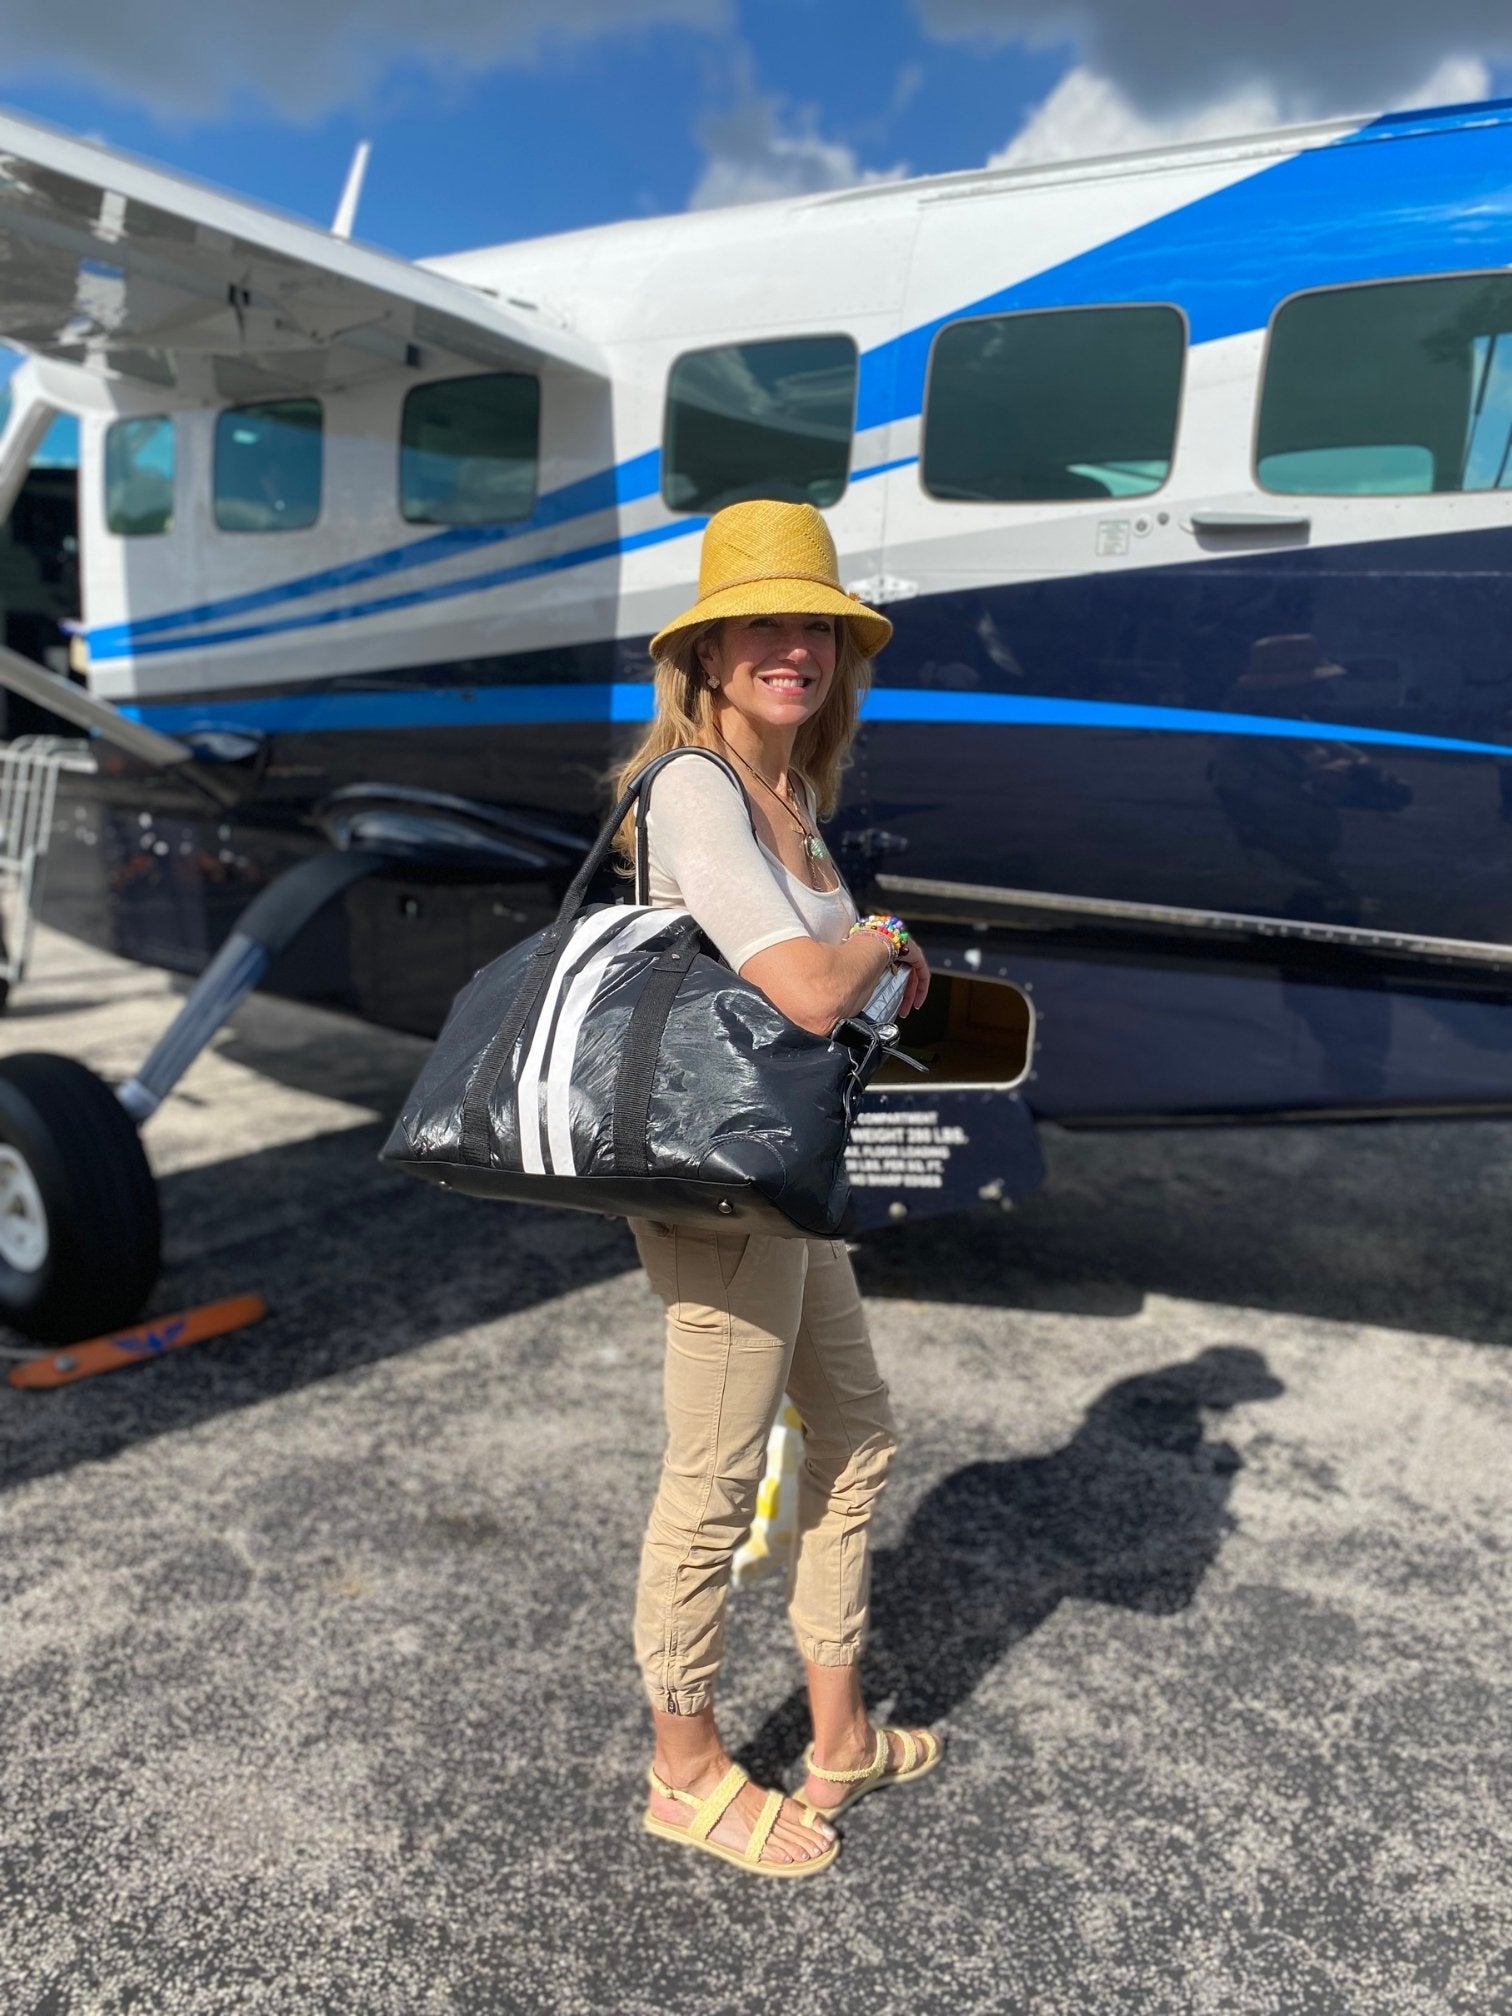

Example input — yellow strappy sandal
[643,1761,839,1877]
[796,1725,943,1819]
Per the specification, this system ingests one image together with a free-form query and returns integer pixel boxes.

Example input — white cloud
[991,54,1494,169]
[915,0,1511,125]
[689,95,907,210]
[889,62,927,119]
[0,0,729,121]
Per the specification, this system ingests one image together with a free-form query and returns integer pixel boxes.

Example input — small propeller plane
[0,95,1511,1342]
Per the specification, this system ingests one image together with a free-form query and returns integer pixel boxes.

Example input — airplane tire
[0,1053,161,1343]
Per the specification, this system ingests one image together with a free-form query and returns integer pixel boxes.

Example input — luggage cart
[0,733,94,1003]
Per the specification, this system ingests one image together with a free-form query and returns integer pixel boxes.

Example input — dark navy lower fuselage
[50,523,1512,1125]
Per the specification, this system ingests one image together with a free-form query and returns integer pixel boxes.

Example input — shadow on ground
[0,1118,642,1496]
[4,1065,1505,1497]
[198,981,1512,1353]
[736,1345,1285,1782]
[855,1117,1512,1348]
[0,992,158,1019]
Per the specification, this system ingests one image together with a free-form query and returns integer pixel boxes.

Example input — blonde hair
[611,617,873,873]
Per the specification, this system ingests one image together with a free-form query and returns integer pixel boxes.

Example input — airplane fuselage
[17,98,1512,1209]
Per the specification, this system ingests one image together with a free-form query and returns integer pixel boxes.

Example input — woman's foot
[800,1724,937,1812]
[648,1753,837,1866]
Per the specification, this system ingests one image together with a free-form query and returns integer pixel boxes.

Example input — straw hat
[648,499,893,660]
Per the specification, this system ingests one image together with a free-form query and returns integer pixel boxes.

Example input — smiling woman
[613,499,910,1033]
[606,498,942,1877]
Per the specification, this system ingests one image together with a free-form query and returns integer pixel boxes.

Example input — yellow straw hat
[648,499,893,660]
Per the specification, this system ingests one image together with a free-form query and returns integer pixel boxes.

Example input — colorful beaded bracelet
[849,913,911,964]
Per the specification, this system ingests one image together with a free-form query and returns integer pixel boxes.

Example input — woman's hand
[898,937,931,1018]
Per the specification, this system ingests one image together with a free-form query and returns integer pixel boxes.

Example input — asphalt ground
[0,924,1508,2016]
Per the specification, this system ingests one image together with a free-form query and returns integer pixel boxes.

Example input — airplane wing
[0,107,606,399]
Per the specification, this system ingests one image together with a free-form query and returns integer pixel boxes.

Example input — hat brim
[649,576,893,661]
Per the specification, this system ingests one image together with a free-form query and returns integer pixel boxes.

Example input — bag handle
[520,746,748,972]
[458,746,749,1168]
[611,915,703,1175]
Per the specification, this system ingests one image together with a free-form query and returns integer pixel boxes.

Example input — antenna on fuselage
[331,141,371,240]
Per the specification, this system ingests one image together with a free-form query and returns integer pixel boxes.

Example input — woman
[616,498,941,1877]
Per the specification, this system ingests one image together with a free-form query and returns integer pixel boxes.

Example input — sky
[0,0,1508,261]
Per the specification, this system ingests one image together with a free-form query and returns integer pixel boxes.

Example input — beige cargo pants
[629,1220,898,1715]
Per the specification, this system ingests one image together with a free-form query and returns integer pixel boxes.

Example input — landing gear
[1,846,396,1345]
[0,782,582,1346]
[0,1052,160,1341]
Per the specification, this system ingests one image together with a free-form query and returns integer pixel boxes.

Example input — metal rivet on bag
[717,1199,734,1215]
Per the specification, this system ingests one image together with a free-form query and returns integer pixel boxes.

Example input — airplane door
[850,167,1239,915]
[617,196,916,867]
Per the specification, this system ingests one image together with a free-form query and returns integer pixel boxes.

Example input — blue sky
[0,1,1064,255]
[0,0,1508,260]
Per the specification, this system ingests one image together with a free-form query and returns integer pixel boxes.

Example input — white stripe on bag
[545,908,689,1177]
[517,907,643,1175]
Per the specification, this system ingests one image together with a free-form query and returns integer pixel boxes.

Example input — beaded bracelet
[849,912,911,965]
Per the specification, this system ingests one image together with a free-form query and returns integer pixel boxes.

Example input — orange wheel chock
[8,1294,268,1389]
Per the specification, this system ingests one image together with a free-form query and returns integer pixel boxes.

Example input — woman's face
[700,614,838,738]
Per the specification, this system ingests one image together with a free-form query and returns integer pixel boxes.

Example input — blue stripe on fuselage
[83,450,665,659]
[85,103,1512,662]
[118,682,1512,760]
[84,457,914,663]
[106,515,707,660]
[857,105,1512,427]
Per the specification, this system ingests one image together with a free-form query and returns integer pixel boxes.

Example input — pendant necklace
[719,738,829,873]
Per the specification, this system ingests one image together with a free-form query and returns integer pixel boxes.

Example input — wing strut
[0,644,194,769]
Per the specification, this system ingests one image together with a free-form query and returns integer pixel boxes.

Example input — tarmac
[0,923,1508,2016]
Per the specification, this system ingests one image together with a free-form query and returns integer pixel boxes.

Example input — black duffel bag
[380,748,910,1236]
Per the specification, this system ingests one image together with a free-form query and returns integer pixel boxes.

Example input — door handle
[1187,510,1312,534]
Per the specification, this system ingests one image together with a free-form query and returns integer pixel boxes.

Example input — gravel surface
[1,926,1507,2016]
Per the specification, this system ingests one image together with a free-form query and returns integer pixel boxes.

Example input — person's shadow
[736,1346,1284,1779]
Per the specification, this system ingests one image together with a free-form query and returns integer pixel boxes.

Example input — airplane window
[214,399,322,532]
[400,373,540,525]
[105,415,174,536]
[922,306,1184,503]
[662,336,858,513]
[1258,275,1512,495]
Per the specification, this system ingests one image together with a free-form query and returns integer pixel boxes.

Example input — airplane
[0,94,1511,1342]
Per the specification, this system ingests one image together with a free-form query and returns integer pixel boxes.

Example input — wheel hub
[0,1144,49,1272]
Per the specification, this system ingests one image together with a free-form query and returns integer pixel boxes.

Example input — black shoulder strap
[611,915,703,1175]
[459,746,749,1168]
[610,751,760,1174]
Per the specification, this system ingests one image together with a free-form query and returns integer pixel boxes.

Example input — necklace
[718,737,830,869]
